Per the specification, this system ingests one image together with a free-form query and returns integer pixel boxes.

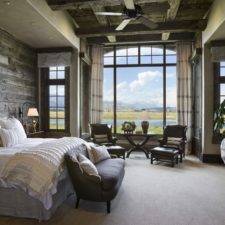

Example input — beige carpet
[1,154,225,225]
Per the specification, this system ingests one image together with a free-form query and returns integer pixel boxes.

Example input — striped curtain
[91,45,104,123]
[176,42,192,154]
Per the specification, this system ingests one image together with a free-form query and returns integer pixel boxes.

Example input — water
[102,119,176,128]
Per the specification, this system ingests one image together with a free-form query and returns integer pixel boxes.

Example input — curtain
[91,45,104,123]
[176,42,192,154]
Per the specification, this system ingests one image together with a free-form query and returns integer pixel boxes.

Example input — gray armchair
[65,150,125,213]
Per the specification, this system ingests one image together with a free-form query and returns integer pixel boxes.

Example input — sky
[103,46,177,109]
[103,66,177,109]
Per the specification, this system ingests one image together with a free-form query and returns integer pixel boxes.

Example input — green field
[103,111,177,134]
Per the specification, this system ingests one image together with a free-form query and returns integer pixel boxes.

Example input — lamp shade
[27,108,39,117]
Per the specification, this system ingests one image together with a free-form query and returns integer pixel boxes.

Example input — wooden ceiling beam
[47,0,167,10]
[75,19,207,37]
[162,0,181,41]
[86,32,195,45]
[90,3,108,25]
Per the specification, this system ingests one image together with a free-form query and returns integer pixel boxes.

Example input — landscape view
[103,65,177,134]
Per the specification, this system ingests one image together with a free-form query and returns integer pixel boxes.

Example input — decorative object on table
[213,99,225,142]
[141,109,149,134]
[27,107,39,133]
[141,120,149,134]
[121,121,136,134]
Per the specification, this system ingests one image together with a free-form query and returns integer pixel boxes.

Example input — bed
[0,117,86,221]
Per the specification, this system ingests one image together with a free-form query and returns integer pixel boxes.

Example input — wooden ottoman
[150,147,179,167]
[106,145,126,160]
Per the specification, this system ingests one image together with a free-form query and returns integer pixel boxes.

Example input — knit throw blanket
[1,137,86,197]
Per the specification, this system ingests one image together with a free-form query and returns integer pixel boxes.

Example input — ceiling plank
[87,32,195,44]
[47,0,168,10]
[161,0,181,41]
[76,19,207,37]
[89,3,108,25]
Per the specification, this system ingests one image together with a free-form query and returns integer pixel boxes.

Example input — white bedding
[0,138,54,174]
[0,137,85,209]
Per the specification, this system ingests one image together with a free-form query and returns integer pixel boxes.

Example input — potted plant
[213,99,225,142]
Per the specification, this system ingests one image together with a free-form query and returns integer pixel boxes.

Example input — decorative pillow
[167,137,183,146]
[78,154,100,178]
[87,145,111,164]
[0,128,19,147]
[94,134,109,143]
[0,118,27,142]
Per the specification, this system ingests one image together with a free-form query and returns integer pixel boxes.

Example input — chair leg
[106,201,111,213]
[76,197,80,208]
[180,153,182,163]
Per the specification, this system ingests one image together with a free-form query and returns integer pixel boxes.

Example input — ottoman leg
[171,160,174,167]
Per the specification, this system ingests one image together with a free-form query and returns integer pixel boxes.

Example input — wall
[201,0,225,158]
[0,28,37,118]
[70,48,80,137]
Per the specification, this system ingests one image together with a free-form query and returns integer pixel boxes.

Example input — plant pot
[141,121,149,134]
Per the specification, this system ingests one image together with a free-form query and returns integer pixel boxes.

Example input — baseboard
[200,153,223,164]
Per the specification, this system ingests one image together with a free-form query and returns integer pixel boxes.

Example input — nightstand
[27,131,45,138]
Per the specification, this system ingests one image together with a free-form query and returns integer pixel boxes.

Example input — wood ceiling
[47,0,213,45]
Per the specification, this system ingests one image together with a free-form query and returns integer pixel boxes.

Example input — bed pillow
[0,128,19,147]
[87,145,111,164]
[78,154,100,179]
[0,118,27,142]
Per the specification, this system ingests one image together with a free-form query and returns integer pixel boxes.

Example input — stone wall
[0,29,37,119]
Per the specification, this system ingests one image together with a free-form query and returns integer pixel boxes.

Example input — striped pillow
[94,134,109,144]
[0,128,19,147]
[78,154,100,179]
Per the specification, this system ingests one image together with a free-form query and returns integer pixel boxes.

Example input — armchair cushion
[167,137,183,146]
[96,158,125,191]
[87,145,111,164]
[94,134,109,144]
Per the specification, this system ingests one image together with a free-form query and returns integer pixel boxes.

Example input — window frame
[103,44,177,134]
[41,67,70,132]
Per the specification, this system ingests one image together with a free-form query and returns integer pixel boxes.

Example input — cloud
[103,69,177,108]
[130,70,162,92]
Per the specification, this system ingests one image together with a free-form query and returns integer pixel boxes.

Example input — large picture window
[103,44,177,134]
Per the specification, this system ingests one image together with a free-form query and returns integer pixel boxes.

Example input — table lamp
[27,107,39,133]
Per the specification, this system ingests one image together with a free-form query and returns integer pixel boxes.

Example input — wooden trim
[200,153,223,164]
[36,47,73,53]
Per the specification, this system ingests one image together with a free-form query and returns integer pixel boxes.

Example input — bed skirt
[0,176,74,221]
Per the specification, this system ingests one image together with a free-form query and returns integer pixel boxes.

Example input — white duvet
[0,137,86,209]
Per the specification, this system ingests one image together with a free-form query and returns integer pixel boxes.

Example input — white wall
[201,0,225,155]
[27,0,80,49]
[70,49,81,137]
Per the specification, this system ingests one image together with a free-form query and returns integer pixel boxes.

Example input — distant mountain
[103,101,176,112]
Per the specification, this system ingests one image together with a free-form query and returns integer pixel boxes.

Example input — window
[41,66,69,131]
[103,45,177,134]
[214,61,225,106]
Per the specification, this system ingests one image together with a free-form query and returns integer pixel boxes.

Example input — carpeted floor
[1,154,225,225]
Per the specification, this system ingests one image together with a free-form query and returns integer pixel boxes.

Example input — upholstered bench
[150,147,179,167]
